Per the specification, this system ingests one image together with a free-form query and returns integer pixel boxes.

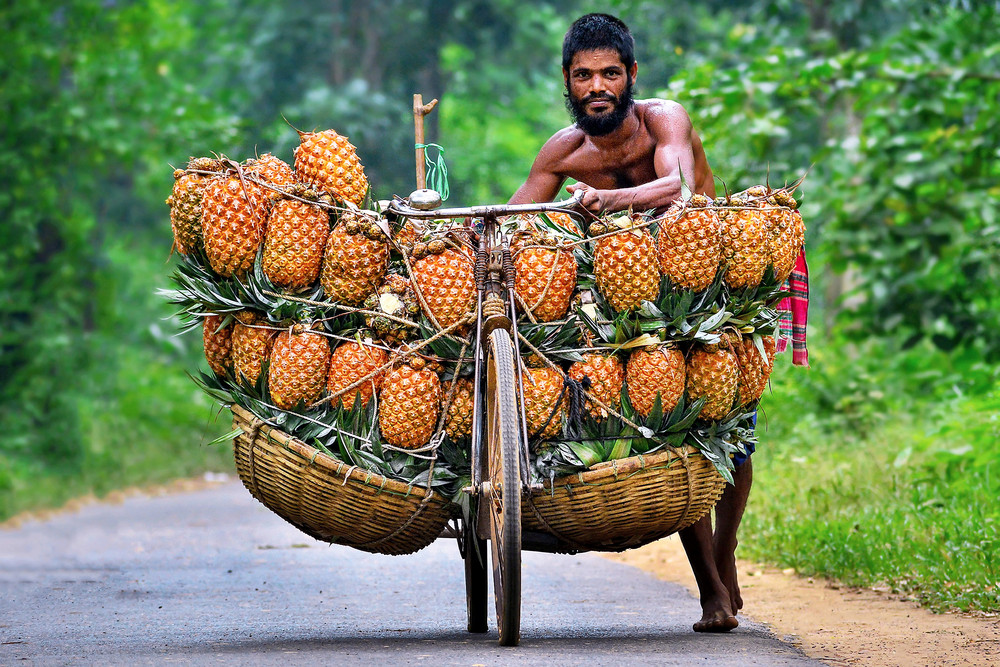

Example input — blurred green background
[2,0,997,611]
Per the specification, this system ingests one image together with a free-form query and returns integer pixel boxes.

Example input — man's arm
[569,101,699,213]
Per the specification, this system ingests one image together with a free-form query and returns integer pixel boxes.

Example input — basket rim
[532,445,718,491]
[230,404,446,504]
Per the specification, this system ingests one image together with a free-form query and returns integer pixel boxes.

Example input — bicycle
[386,188,585,646]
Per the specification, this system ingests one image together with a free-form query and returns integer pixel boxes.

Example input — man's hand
[566,182,608,214]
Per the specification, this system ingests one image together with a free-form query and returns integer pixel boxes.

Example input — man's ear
[630,61,639,82]
[562,67,569,86]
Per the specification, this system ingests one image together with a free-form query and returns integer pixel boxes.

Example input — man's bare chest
[561,135,658,189]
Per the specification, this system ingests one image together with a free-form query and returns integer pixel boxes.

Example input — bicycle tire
[486,327,522,646]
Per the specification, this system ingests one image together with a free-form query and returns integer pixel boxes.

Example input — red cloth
[777,248,809,367]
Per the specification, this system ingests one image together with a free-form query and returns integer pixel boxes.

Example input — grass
[743,335,1000,613]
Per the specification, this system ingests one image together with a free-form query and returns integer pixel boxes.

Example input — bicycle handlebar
[386,189,585,220]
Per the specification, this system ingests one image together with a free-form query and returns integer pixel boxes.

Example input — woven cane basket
[230,405,453,556]
[522,446,726,553]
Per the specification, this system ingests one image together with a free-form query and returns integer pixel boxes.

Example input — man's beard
[565,78,635,137]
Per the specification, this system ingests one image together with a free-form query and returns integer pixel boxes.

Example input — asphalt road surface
[1,480,821,666]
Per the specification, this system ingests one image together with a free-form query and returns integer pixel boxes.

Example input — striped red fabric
[777,248,809,367]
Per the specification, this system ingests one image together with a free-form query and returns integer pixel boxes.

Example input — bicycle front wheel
[486,327,522,646]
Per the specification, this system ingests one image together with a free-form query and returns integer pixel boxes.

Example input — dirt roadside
[606,536,1000,666]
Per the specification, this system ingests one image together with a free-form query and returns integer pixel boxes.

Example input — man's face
[563,48,636,137]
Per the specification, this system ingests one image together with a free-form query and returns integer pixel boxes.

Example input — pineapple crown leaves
[685,407,758,484]
[723,265,788,327]
[517,319,586,364]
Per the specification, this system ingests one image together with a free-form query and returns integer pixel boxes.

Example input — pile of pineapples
[164,124,804,493]
[512,186,804,482]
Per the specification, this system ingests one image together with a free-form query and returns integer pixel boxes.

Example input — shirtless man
[509,13,750,633]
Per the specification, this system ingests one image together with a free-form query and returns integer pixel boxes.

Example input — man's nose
[589,74,608,95]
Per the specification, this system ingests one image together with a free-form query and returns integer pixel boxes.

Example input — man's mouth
[586,98,615,113]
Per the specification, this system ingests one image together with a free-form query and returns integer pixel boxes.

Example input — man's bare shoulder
[533,125,587,171]
[636,99,693,136]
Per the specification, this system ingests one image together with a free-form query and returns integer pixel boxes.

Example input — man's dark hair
[562,13,635,71]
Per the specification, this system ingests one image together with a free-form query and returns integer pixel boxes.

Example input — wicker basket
[230,405,453,556]
[522,446,726,553]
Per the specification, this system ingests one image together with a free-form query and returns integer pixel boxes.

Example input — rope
[515,332,658,443]
[414,143,450,201]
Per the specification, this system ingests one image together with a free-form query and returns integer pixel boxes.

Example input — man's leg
[678,516,738,632]
[713,457,753,613]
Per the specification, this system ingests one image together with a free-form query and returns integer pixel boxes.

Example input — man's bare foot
[693,606,739,632]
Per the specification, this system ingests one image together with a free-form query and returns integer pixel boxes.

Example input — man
[509,13,749,632]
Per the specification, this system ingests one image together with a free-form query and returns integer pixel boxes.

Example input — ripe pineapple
[656,194,721,291]
[442,376,475,442]
[378,361,442,449]
[262,197,331,289]
[734,335,776,406]
[512,229,578,322]
[320,212,388,305]
[718,191,769,289]
[201,174,270,278]
[231,312,277,385]
[568,352,623,419]
[327,340,389,408]
[625,344,686,417]
[294,129,368,207]
[410,243,476,330]
[202,314,233,376]
[166,157,223,255]
[268,324,331,410]
[246,153,297,190]
[393,218,424,253]
[593,215,661,312]
[522,366,565,440]
[363,274,420,345]
[686,340,739,420]
[769,190,805,283]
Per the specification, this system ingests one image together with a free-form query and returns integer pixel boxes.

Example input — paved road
[1,480,820,665]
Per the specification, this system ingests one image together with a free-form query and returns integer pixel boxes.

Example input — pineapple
[294,129,368,207]
[378,361,442,449]
[512,230,578,322]
[320,212,388,305]
[656,194,721,291]
[363,274,420,345]
[593,215,660,312]
[625,344,686,417]
[393,218,424,253]
[327,340,389,408]
[268,324,331,410]
[686,340,739,420]
[262,197,331,290]
[522,366,565,440]
[568,352,623,419]
[719,190,769,289]
[734,335,776,406]
[246,153,297,190]
[442,376,475,442]
[769,190,805,283]
[545,210,582,236]
[231,312,277,385]
[202,314,233,376]
[410,242,476,330]
[201,174,270,278]
[166,157,223,255]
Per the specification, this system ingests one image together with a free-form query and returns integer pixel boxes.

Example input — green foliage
[748,333,1000,612]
